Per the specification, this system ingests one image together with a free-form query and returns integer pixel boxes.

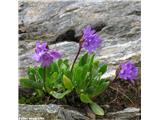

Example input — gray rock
[106,107,141,120]
[19,0,141,79]
[19,104,89,120]
[19,0,140,42]
[19,104,140,120]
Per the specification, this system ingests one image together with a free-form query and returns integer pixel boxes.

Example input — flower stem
[71,38,83,72]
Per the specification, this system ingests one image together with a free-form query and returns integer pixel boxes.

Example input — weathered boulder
[19,0,141,79]
[106,107,141,120]
[19,104,140,120]
[19,0,140,43]
[19,104,89,120]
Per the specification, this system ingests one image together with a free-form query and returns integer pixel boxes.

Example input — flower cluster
[32,41,61,67]
[82,25,101,53]
[118,61,138,80]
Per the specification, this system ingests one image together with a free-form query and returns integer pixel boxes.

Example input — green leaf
[79,52,88,66]
[20,78,42,89]
[91,80,109,97]
[80,93,93,103]
[89,53,95,64]
[87,53,95,69]
[35,67,43,82]
[36,89,44,97]
[60,63,68,72]
[27,67,36,81]
[46,66,52,76]
[45,77,54,90]
[93,61,99,69]
[99,64,107,74]
[79,64,89,88]
[58,59,63,66]
[51,62,59,73]
[90,103,104,116]
[85,86,95,96]
[90,61,99,79]
[72,66,83,88]
[50,90,71,99]
[63,59,69,67]
[51,72,58,80]
[63,75,73,90]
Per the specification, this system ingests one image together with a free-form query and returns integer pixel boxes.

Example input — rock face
[19,0,141,79]
[19,104,89,120]
[107,107,141,120]
[19,104,140,120]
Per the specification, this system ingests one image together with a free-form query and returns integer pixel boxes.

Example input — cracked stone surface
[19,0,141,79]
[19,104,89,120]
[19,104,140,120]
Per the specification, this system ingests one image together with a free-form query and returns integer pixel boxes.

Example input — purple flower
[118,61,138,80]
[49,51,62,59]
[32,41,61,67]
[32,41,48,62]
[35,41,48,54]
[32,52,41,62]
[82,25,101,53]
[39,52,54,67]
